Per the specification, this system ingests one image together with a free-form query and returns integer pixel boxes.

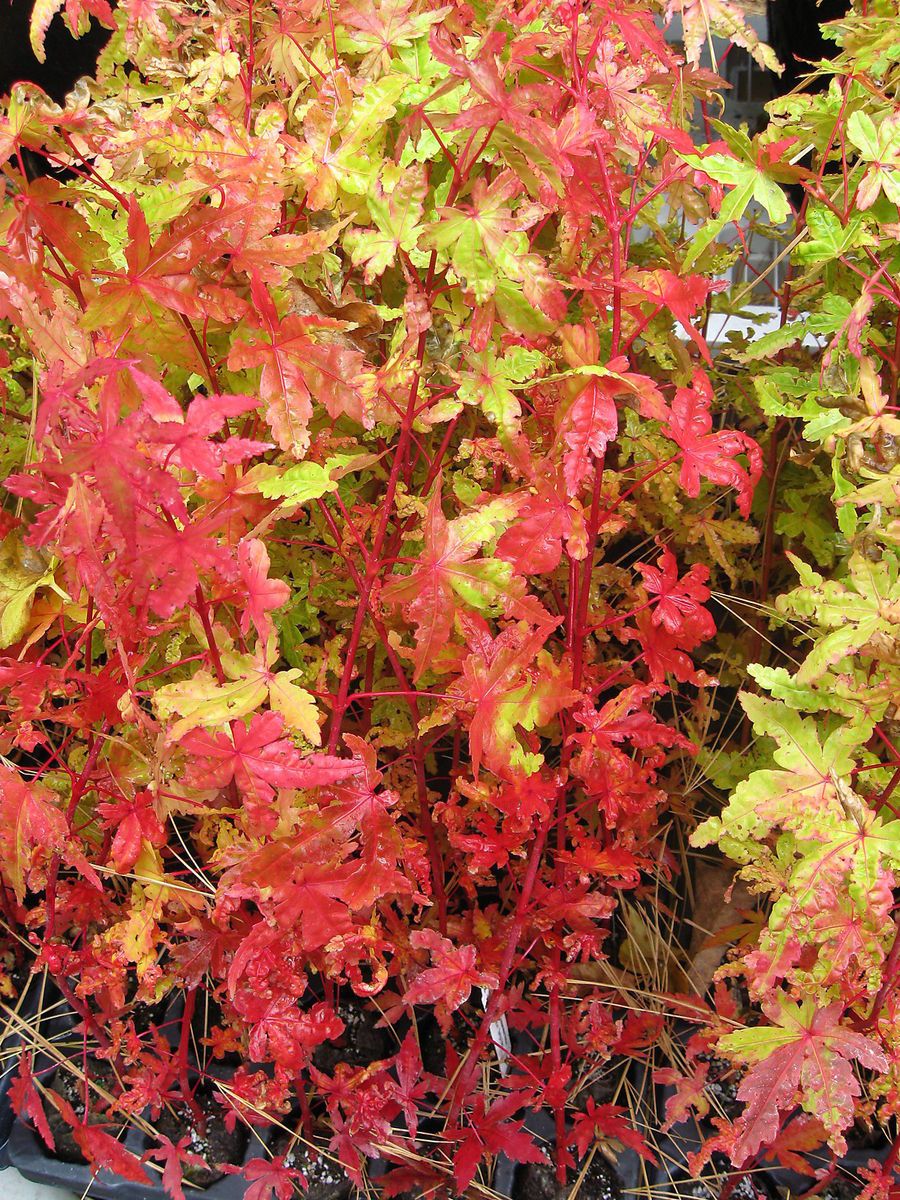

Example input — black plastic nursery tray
[9,1118,256,1200]
[0,970,56,1169]
[9,1116,272,1200]
[6,983,270,1198]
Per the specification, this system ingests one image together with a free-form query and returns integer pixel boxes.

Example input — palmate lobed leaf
[720,997,887,1164]
[382,483,519,680]
[692,694,873,867]
[429,613,577,779]
[0,765,100,903]
[152,668,269,740]
[179,711,357,836]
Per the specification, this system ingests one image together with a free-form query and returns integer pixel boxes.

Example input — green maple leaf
[257,459,342,504]
[777,551,900,684]
[297,74,407,206]
[265,670,321,745]
[153,643,321,745]
[693,693,900,996]
[0,534,68,650]
[344,166,427,282]
[422,171,536,303]
[678,150,789,271]
[693,693,872,857]
[771,472,841,570]
[433,345,547,436]
[847,110,900,208]
[746,665,861,718]
[153,669,269,740]
[795,204,874,264]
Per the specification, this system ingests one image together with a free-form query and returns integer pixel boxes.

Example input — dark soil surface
[312,996,392,1073]
[417,1007,472,1076]
[815,1173,863,1200]
[129,996,170,1035]
[44,1056,122,1165]
[155,1086,248,1186]
[8,963,31,1001]
[699,1054,744,1120]
[572,1056,632,1112]
[845,1117,891,1151]
[514,1158,623,1200]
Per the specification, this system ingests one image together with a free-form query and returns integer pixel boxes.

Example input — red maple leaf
[228,274,371,456]
[88,200,247,329]
[47,1092,149,1184]
[380,1164,448,1198]
[242,1156,308,1200]
[635,546,715,638]
[569,1099,657,1162]
[247,998,345,1070]
[405,929,499,1015]
[142,391,268,479]
[624,607,712,685]
[237,538,291,643]
[614,1011,665,1056]
[433,34,561,171]
[496,481,581,575]
[4,359,249,627]
[392,1032,432,1143]
[319,736,410,903]
[448,613,571,778]
[382,480,515,681]
[143,1135,209,1200]
[77,1125,151,1184]
[30,0,114,61]
[448,1094,546,1192]
[25,360,187,542]
[237,852,360,952]
[572,683,692,753]
[169,917,237,989]
[96,790,167,873]
[560,377,618,495]
[204,175,336,284]
[663,370,762,517]
[299,339,374,428]
[10,1054,54,1150]
[136,513,232,619]
[227,274,323,457]
[0,765,99,901]
[625,269,717,363]
[181,713,358,830]
[655,1063,711,1130]
[10,184,105,274]
[758,1116,826,1176]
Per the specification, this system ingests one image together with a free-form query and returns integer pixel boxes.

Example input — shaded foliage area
[0,0,113,102]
